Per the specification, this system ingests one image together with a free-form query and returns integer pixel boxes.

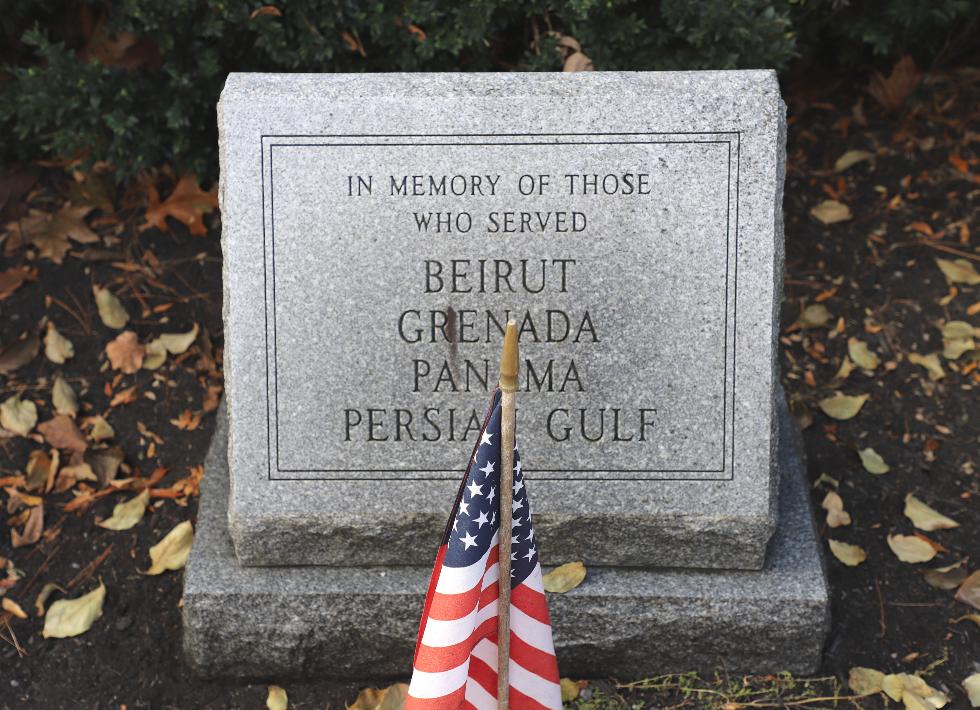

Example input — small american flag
[406,389,562,709]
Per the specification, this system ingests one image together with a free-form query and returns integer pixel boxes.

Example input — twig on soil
[875,576,887,637]
[67,544,114,589]
[889,238,980,262]
[50,290,93,336]
[1,615,27,657]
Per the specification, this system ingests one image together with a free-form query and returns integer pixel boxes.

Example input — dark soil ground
[1,69,978,709]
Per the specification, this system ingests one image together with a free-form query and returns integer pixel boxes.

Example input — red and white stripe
[407,536,562,709]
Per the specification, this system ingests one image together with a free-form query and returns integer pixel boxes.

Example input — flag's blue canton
[443,390,536,587]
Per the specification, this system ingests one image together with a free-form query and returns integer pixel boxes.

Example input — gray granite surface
[182,398,828,679]
[219,71,787,569]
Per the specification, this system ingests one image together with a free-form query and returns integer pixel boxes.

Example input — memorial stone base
[182,398,829,680]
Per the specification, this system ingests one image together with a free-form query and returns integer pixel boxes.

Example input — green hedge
[1,0,976,182]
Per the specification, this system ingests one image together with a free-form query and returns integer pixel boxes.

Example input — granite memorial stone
[218,71,785,570]
[184,70,829,679]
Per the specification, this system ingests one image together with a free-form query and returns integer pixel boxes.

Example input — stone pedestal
[182,397,828,679]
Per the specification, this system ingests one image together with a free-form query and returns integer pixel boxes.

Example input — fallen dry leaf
[904,494,958,531]
[956,571,980,611]
[38,415,87,453]
[105,330,144,373]
[42,581,105,638]
[267,685,288,710]
[811,200,852,225]
[0,331,40,374]
[887,534,937,563]
[146,520,194,574]
[848,666,885,696]
[797,304,832,329]
[859,447,890,475]
[11,504,43,548]
[828,539,866,566]
[2,597,27,619]
[965,673,980,707]
[158,323,199,355]
[909,352,945,380]
[0,394,37,436]
[542,561,586,593]
[835,150,875,172]
[848,337,880,370]
[936,258,980,286]
[0,266,32,300]
[347,683,409,710]
[922,561,968,590]
[821,491,851,527]
[89,416,115,442]
[44,322,75,364]
[52,376,79,417]
[93,285,129,329]
[144,174,217,237]
[142,338,167,370]
[868,55,920,112]
[170,409,201,431]
[86,446,125,487]
[818,393,868,420]
[97,489,149,531]
[25,449,57,490]
[560,678,581,702]
[881,672,947,708]
[34,582,66,616]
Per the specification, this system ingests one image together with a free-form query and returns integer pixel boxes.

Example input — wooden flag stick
[496,320,519,710]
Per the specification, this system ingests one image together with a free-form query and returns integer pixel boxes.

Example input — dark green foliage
[0,1,975,182]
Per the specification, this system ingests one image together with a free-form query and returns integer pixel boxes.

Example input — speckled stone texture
[219,71,787,569]
[183,397,828,679]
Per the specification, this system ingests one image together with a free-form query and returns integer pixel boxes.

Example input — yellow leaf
[146,520,194,574]
[52,375,78,417]
[93,285,129,329]
[887,534,937,563]
[849,666,885,696]
[560,678,581,702]
[347,683,409,710]
[797,304,832,329]
[922,562,967,590]
[97,489,150,531]
[2,597,28,619]
[42,581,105,638]
[859,447,890,474]
[828,539,866,566]
[542,561,587,593]
[811,200,852,225]
[964,673,980,708]
[34,582,66,616]
[0,394,37,436]
[142,338,168,370]
[936,258,980,285]
[818,393,868,420]
[267,685,288,710]
[821,491,851,527]
[908,352,945,380]
[89,415,115,442]
[848,337,880,370]
[835,150,875,172]
[904,494,958,531]
[158,323,199,355]
[956,571,980,610]
[44,322,74,364]
[881,673,948,708]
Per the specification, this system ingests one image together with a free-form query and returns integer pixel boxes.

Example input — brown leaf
[143,174,217,237]
[48,204,99,244]
[105,331,144,373]
[25,449,57,490]
[339,30,366,58]
[0,331,40,374]
[38,415,87,454]
[868,55,921,112]
[109,386,138,408]
[0,266,34,300]
[11,504,43,548]
[250,5,282,18]
[956,571,980,611]
[86,446,125,487]
[170,409,201,431]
